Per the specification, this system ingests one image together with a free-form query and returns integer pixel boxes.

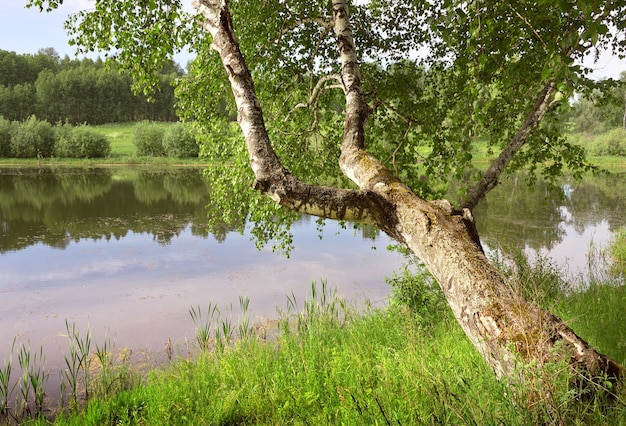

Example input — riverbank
[27,256,626,425]
[0,122,625,173]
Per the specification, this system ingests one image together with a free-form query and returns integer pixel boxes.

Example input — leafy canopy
[26,0,626,246]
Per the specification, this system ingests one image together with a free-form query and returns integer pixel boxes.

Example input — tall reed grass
[43,275,626,426]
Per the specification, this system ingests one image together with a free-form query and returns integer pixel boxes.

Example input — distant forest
[0,48,181,124]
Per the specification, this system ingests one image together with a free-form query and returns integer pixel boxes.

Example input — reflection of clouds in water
[529,219,613,281]
[0,223,395,406]
[3,258,135,284]
[0,219,403,397]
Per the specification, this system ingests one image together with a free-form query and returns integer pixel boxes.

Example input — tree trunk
[193,0,623,383]
[623,92,626,129]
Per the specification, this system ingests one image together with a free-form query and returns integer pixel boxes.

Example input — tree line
[568,72,626,134]
[0,48,181,124]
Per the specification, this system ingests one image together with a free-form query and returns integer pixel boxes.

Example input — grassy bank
[0,122,207,167]
[29,258,625,426]
[1,122,625,172]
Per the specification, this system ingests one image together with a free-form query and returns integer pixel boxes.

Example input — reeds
[188,295,254,354]
[60,320,92,407]
[0,338,48,423]
[0,338,16,418]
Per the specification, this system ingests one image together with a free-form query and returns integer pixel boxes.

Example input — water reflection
[0,166,400,365]
[0,168,215,251]
[474,173,626,276]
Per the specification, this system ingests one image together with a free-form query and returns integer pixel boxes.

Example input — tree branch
[192,0,389,225]
[461,81,557,211]
[285,73,342,123]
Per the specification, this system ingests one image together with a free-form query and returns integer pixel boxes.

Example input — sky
[0,1,196,66]
[1,1,626,80]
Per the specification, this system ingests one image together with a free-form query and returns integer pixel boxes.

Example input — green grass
[42,305,511,425]
[0,122,208,167]
[557,283,626,367]
[88,123,137,158]
[33,275,626,426]
[609,227,626,275]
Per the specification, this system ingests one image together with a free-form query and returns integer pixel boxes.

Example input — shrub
[163,123,199,158]
[386,247,447,324]
[588,127,626,156]
[56,125,111,158]
[133,121,166,157]
[0,116,14,157]
[10,116,56,158]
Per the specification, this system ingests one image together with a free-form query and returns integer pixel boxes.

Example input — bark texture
[193,0,623,382]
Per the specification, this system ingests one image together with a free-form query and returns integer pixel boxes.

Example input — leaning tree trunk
[193,0,623,382]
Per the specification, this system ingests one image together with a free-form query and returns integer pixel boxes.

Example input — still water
[0,167,404,362]
[0,167,625,387]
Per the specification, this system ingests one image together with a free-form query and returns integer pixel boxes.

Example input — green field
[88,123,138,158]
[1,122,625,172]
[0,122,207,167]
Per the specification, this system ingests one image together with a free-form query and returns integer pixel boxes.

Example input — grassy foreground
[32,267,626,426]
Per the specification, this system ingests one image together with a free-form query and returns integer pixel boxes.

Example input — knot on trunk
[432,199,483,253]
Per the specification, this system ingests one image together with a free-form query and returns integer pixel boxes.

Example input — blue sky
[0,1,96,58]
[0,1,195,66]
[1,1,625,79]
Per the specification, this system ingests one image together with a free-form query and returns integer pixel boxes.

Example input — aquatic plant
[61,320,92,407]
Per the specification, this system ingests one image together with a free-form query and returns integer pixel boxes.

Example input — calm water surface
[0,167,624,396]
[0,168,403,365]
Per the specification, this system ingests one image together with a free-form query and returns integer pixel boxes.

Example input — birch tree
[28,0,625,382]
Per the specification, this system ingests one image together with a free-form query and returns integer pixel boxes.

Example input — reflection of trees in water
[475,173,626,252]
[475,175,566,251]
[566,174,626,233]
[3,169,623,253]
[0,168,231,252]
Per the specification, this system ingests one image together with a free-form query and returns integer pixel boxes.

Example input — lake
[0,168,405,367]
[0,166,625,399]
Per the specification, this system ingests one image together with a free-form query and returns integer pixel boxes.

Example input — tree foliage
[55,124,112,158]
[25,0,626,240]
[10,115,56,158]
[0,49,180,124]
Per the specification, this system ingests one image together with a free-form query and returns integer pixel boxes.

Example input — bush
[0,116,14,157]
[10,116,56,158]
[386,247,447,324]
[163,123,199,158]
[588,127,626,156]
[133,121,166,157]
[56,125,111,158]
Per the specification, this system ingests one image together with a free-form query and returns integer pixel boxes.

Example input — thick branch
[461,82,557,211]
[332,0,392,191]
